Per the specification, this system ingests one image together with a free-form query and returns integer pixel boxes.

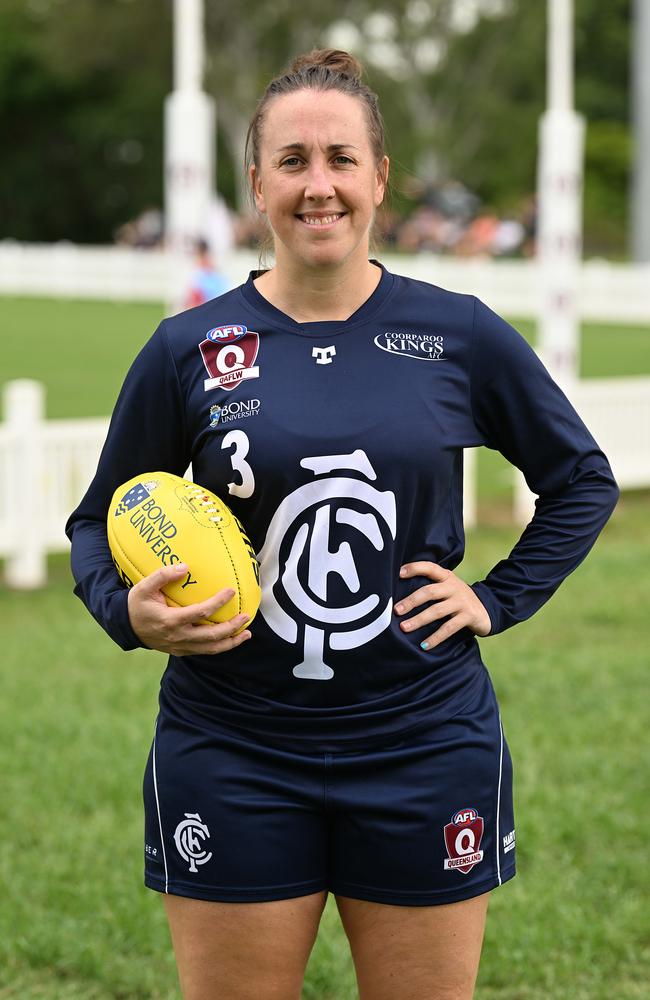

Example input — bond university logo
[374,332,445,361]
[443,807,484,875]
[173,813,213,873]
[209,398,261,428]
[114,480,158,516]
[257,449,397,680]
[199,325,260,391]
[312,345,336,364]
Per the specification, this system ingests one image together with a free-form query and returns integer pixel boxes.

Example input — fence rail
[2,374,647,589]
[1,243,649,323]
[0,380,478,588]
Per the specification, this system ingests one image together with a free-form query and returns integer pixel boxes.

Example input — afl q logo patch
[443,807,484,875]
[173,812,213,873]
[199,330,260,392]
[257,449,397,681]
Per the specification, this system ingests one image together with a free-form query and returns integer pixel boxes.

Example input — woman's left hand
[394,561,492,650]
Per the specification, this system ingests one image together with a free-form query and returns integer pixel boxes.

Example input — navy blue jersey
[66,262,619,750]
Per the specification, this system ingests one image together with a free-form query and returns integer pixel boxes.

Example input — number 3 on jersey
[221,430,255,498]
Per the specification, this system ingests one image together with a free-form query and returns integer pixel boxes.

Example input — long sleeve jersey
[66,262,619,751]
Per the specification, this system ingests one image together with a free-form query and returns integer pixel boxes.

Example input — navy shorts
[143,670,516,906]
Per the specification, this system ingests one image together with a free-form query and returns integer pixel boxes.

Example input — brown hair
[245,48,387,173]
[244,48,389,265]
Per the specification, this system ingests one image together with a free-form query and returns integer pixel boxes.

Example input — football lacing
[184,482,222,522]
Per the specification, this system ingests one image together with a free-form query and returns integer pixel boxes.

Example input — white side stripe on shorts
[495,714,504,886]
[152,717,169,893]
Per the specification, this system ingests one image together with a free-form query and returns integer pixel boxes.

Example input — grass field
[1,296,649,998]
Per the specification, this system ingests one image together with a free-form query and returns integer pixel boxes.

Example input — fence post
[3,380,47,588]
[513,468,537,525]
[463,448,477,529]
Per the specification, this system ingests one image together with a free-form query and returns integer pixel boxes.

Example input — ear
[374,156,389,208]
[250,164,266,214]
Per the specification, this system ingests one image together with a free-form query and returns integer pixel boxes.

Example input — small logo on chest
[374,332,445,361]
[312,345,336,365]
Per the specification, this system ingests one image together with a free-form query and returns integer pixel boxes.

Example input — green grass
[0,495,648,999]
[1,295,648,515]
[0,297,648,422]
[1,296,649,997]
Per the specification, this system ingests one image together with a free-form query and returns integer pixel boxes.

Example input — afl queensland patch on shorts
[143,667,515,905]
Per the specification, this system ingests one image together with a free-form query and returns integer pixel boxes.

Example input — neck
[253,247,381,323]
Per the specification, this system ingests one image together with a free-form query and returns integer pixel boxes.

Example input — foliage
[425,0,631,254]
[0,0,634,253]
[0,0,171,243]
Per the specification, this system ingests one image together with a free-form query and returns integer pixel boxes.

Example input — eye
[280,156,302,167]
[334,155,355,165]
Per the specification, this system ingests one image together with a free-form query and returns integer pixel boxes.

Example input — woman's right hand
[127,562,252,656]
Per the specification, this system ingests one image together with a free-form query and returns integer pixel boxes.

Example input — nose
[303,160,335,201]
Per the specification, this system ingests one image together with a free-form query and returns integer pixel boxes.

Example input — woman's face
[250,89,389,271]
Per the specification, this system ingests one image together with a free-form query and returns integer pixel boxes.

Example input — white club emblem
[173,812,213,873]
[257,449,397,680]
[312,345,336,364]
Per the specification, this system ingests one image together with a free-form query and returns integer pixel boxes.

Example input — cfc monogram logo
[257,449,397,680]
[173,813,213,873]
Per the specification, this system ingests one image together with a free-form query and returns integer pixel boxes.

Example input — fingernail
[420,641,429,650]
[176,563,188,571]
[400,567,407,576]
[239,613,250,622]
[395,603,404,614]
[225,588,235,598]
[241,631,251,640]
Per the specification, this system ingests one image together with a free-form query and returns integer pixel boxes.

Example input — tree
[0,0,171,243]
[423,0,631,255]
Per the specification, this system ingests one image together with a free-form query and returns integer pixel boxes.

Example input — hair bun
[289,48,363,81]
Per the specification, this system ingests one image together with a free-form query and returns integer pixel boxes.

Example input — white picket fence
[513,375,650,521]
[1,375,648,589]
[0,380,478,588]
[1,243,650,322]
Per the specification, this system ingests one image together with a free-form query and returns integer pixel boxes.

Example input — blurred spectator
[492,217,526,257]
[184,238,230,307]
[113,185,537,261]
[520,194,537,257]
[114,207,163,248]
[454,210,500,257]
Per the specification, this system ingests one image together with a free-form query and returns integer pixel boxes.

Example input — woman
[66,49,619,1000]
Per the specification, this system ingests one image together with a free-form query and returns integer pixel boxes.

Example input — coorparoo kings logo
[374,331,445,361]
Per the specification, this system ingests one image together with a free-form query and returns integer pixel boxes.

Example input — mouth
[295,212,347,229]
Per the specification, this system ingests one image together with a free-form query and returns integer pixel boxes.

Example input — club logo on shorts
[443,807,484,875]
[173,812,213,873]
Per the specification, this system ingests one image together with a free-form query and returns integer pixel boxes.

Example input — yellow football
[107,471,260,627]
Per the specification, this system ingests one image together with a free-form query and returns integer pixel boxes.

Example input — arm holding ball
[127,563,252,657]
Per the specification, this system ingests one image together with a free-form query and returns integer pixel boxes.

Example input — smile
[296,213,347,228]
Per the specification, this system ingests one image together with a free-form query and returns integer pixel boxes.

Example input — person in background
[184,238,230,307]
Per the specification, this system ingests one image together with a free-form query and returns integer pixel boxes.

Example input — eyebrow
[274,143,359,153]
